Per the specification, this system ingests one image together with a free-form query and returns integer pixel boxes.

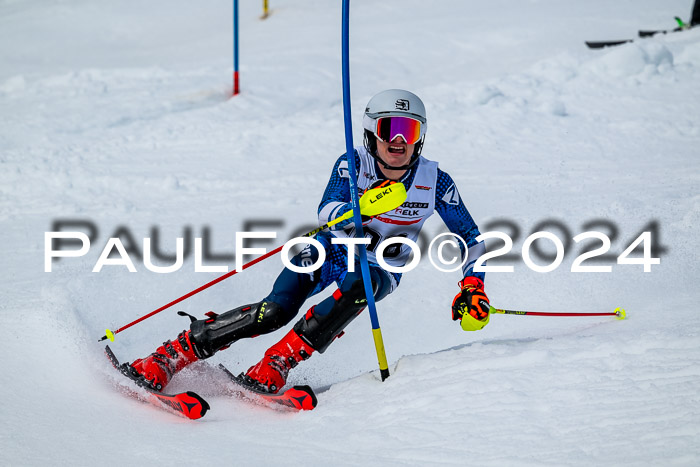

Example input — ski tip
[289,386,318,410]
[104,345,121,370]
[614,307,627,320]
[184,391,211,418]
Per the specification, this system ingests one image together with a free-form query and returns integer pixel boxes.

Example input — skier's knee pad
[189,301,290,359]
[294,278,378,353]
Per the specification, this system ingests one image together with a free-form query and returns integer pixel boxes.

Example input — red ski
[218,364,317,411]
[104,345,210,420]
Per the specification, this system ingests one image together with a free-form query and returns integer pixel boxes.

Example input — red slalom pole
[490,306,626,319]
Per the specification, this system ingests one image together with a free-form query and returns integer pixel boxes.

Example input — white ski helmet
[362,89,427,170]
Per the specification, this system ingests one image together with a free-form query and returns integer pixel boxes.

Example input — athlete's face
[376,135,414,169]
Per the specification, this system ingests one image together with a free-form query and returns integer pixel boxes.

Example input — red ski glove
[451,277,490,331]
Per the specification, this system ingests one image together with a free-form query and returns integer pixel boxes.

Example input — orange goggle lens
[375,116,422,145]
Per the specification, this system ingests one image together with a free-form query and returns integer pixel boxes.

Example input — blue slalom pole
[341,0,390,381]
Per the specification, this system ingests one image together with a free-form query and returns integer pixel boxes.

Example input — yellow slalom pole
[261,0,269,19]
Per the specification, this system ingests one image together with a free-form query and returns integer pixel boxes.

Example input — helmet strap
[376,155,419,171]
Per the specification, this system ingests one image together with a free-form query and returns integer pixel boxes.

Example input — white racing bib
[333,147,438,268]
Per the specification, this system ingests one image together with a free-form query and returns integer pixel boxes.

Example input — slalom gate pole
[233,0,240,96]
[490,306,626,320]
[98,187,407,342]
[341,0,390,381]
[262,0,269,19]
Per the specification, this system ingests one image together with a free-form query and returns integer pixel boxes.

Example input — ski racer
[125,89,491,394]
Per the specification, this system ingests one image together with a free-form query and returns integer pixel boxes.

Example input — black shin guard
[189,301,291,359]
[294,279,377,353]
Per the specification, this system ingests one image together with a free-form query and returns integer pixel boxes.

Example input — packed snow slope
[1,0,699,465]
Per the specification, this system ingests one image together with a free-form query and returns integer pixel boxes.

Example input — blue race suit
[261,147,485,333]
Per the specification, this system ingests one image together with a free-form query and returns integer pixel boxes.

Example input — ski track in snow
[1,0,699,465]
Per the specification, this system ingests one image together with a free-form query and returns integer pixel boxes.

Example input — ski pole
[490,306,626,320]
[98,183,407,342]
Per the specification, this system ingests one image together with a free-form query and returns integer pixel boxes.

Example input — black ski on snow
[640,15,697,36]
[104,345,210,420]
[638,28,683,37]
[585,19,696,49]
[585,39,632,49]
[640,15,687,37]
[218,364,317,411]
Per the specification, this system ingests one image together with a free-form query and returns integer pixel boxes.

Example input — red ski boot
[242,329,315,394]
[127,330,198,392]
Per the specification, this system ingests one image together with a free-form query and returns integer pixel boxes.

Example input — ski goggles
[373,116,424,145]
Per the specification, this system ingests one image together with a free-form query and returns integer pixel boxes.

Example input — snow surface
[1,0,700,465]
